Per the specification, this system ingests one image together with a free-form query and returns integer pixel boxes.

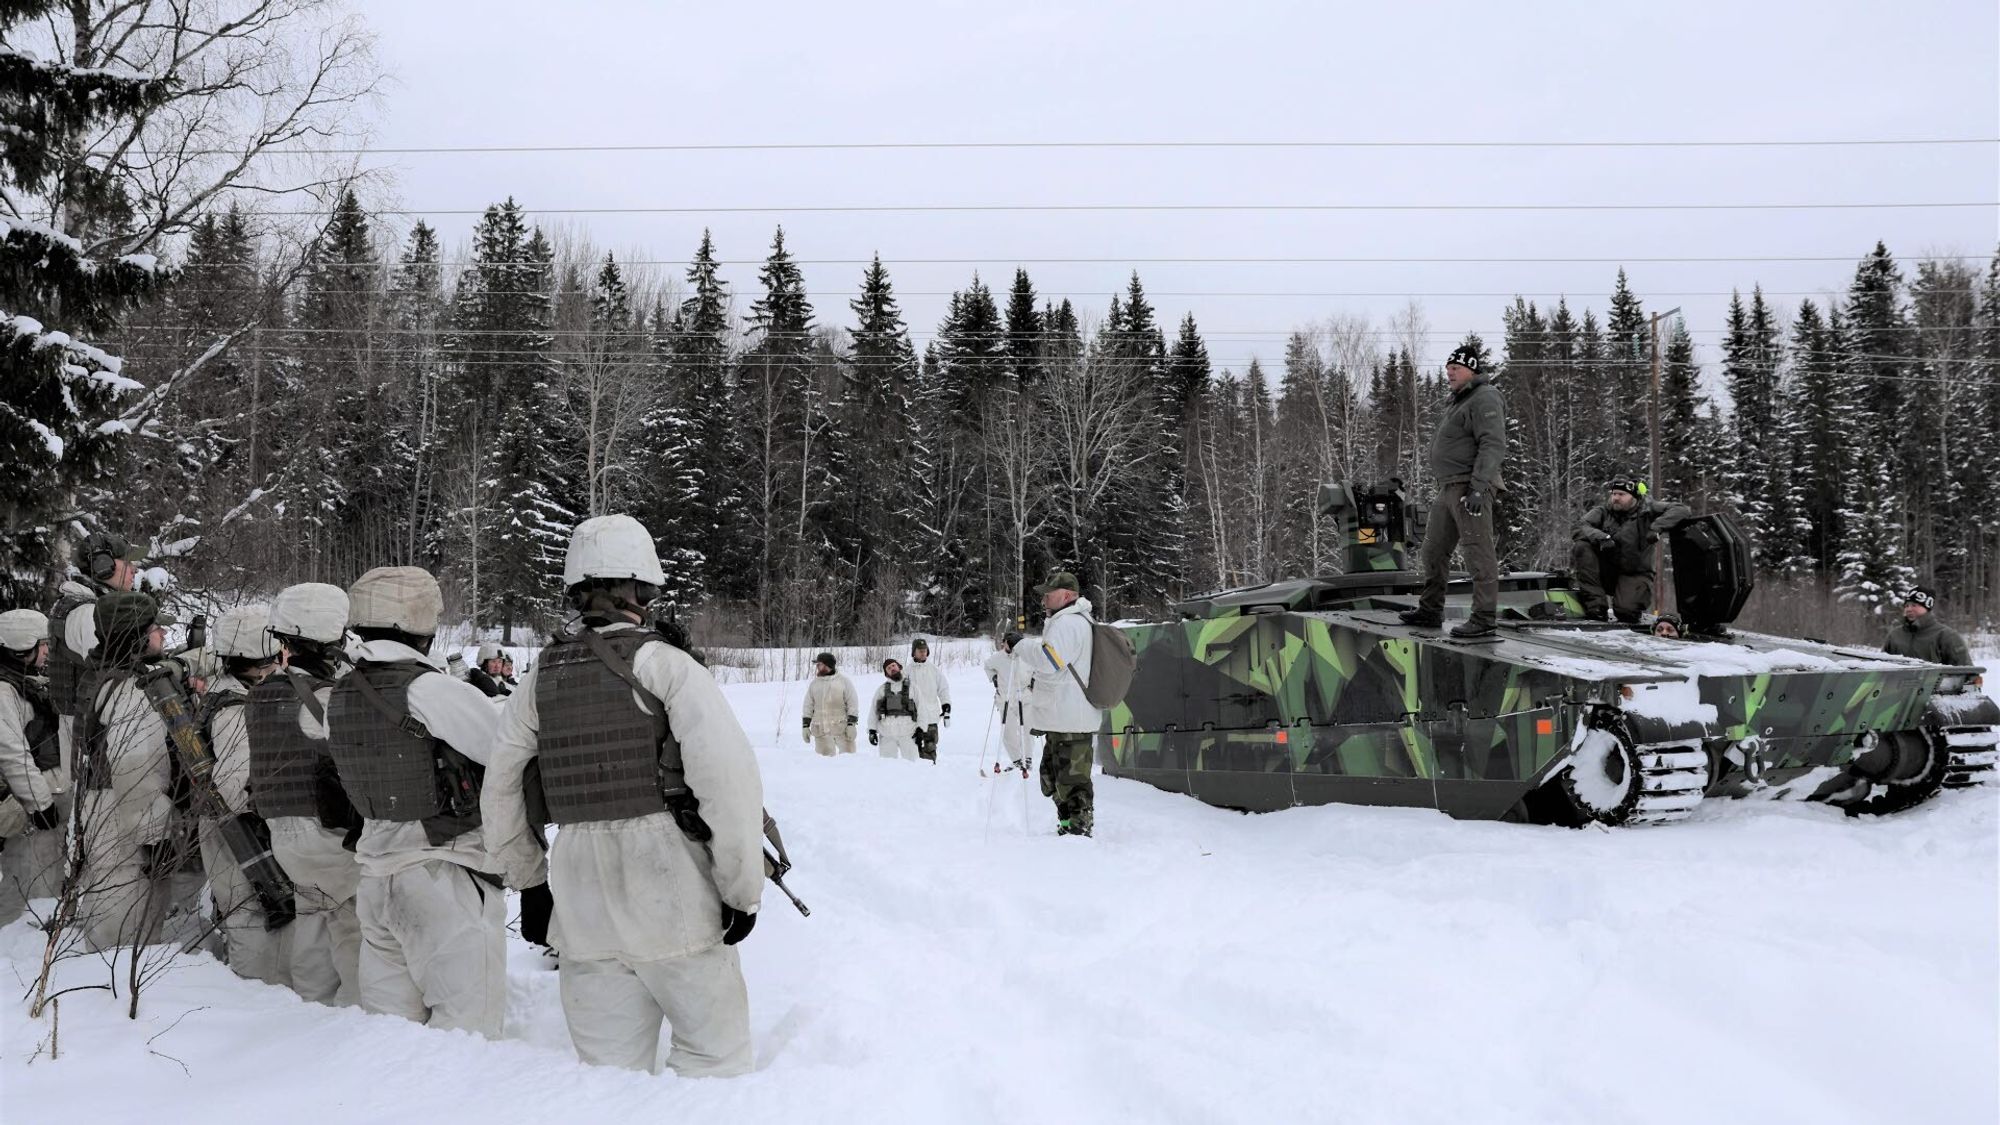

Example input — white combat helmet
[562,514,665,589]
[269,583,350,644]
[476,642,503,663]
[0,609,48,652]
[347,566,444,636]
[215,604,279,659]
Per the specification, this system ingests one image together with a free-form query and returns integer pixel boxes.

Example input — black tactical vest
[46,591,97,718]
[327,662,453,824]
[534,629,675,825]
[878,680,916,718]
[245,671,330,819]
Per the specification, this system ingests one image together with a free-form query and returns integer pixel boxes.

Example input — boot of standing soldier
[483,515,765,1077]
[254,583,365,1006]
[326,567,508,1037]
[0,610,62,924]
[1571,477,1691,623]
[905,637,950,763]
[1401,347,1506,638]
[197,606,294,987]
[1025,573,1105,836]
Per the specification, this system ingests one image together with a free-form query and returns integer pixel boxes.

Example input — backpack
[1059,616,1136,709]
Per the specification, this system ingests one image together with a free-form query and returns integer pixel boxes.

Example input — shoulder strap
[575,629,678,775]
[349,665,432,739]
[286,669,326,725]
[578,628,667,725]
[200,690,245,734]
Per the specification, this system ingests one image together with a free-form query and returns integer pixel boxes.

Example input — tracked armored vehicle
[1103,481,1998,826]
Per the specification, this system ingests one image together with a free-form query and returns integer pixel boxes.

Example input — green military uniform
[1571,490,1691,622]
[1416,367,1507,630]
[1884,612,1971,666]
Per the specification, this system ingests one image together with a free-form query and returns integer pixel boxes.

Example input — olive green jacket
[1428,377,1507,492]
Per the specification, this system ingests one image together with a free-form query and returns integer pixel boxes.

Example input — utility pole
[1648,307,1682,613]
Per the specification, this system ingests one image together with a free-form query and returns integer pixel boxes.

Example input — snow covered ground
[4,647,1996,1124]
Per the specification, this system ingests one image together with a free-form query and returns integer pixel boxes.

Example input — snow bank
[5,662,1995,1125]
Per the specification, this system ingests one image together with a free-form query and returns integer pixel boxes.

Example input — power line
[116,323,1998,340]
[157,136,2000,157]
[272,201,1999,217]
[218,254,1989,267]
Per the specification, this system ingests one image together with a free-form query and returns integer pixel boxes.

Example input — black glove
[1461,487,1488,518]
[138,841,172,878]
[845,715,856,726]
[28,805,60,832]
[721,905,757,945]
[801,718,811,731]
[941,703,952,724]
[868,729,879,746]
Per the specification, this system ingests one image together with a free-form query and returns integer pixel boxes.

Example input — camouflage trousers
[1038,732,1095,835]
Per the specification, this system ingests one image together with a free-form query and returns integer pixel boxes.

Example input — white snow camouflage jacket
[1026,597,1100,734]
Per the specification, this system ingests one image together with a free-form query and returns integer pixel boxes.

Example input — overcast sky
[351,0,1998,375]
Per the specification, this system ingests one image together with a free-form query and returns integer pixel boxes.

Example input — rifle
[137,666,297,930]
[761,810,809,917]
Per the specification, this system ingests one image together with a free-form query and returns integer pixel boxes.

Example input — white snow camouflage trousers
[559,942,753,1075]
[875,715,919,760]
[355,859,506,1037]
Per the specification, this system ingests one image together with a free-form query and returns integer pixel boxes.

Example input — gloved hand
[28,805,60,832]
[845,715,856,726]
[1590,527,1614,546]
[868,729,879,746]
[721,905,757,945]
[138,841,173,878]
[941,703,952,726]
[801,718,811,744]
[1461,487,1488,518]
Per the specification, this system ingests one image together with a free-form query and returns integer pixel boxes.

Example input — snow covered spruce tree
[0,6,168,605]
[835,254,922,634]
[443,200,573,637]
[633,298,706,614]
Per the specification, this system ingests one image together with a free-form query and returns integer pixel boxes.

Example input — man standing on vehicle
[1400,346,1507,639]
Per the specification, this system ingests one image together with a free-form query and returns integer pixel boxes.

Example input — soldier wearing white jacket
[197,606,293,987]
[43,534,143,861]
[1025,572,1102,836]
[0,610,62,924]
[326,567,506,1038]
[254,583,364,1006]
[800,652,858,756]
[904,637,950,764]
[984,631,1034,776]
[71,592,181,950]
[869,659,922,761]
[484,515,765,1077]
